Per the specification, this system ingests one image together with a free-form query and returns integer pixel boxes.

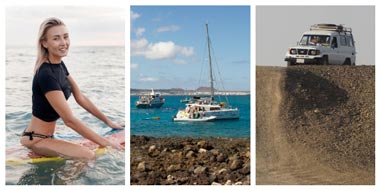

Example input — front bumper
[285,57,323,65]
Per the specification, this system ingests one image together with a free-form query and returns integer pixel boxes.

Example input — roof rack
[310,24,352,34]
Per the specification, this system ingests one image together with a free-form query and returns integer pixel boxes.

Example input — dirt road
[256,66,374,185]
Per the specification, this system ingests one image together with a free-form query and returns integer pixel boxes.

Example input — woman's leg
[29,138,96,160]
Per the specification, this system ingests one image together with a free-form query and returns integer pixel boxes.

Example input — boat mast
[206,23,214,101]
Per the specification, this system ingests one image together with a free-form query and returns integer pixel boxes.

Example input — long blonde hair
[34,17,65,73]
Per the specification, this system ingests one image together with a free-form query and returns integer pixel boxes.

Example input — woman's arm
[45,90,123,150]
[67,75,124,129]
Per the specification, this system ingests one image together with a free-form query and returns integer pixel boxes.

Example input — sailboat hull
[173,112,216,122]
[174,107,240,121]
[203,108,240,120]
[136,102,164,109]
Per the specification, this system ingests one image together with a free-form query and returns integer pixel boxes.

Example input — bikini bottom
[22,130,54,141]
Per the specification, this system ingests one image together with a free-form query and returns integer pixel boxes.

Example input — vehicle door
[338,35,351,64]
[329,36,340,64]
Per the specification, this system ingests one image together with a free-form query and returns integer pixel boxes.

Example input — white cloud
[131,38,149,50]
[135,27,145,37]
[131,39,194,60]
[156,25,180,32]
[131,11,140,21]
[145,41,177,60]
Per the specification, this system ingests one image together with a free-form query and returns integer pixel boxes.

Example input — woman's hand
[106,120,125,130]
[105,140,125,151]
[97,136,124,151]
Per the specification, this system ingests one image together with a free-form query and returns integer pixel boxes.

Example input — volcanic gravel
[130,135,250,185]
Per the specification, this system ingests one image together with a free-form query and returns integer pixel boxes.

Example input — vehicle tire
[343,58,351,65]
[287,61,294,66]
[321,56,329,65]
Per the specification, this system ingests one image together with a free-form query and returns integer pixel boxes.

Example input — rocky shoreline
[130,135,250,185]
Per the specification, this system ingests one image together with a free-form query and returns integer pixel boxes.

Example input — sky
[6,6,125,47]
[256,6,375,66]
[130,6,250,91]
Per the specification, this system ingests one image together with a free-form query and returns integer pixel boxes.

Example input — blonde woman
[20,17,124,160]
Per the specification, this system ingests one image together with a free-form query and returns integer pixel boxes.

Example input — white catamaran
[173,24,240,122]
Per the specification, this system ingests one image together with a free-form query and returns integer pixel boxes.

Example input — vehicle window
[300,35,331,46]
[300,36,308,45]
[331,37,338,48]
[346,36,353,47]
[340,36,347,46]
[319,36,330,46]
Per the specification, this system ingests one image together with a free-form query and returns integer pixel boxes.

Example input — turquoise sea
[130,95,250,138]
[6,46,125,185]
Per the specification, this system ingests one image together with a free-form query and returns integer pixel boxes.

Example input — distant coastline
[130,88,250,96]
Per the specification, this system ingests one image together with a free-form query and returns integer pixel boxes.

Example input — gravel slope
[256,65,374,185]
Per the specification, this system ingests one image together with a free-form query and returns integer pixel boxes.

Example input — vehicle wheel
[287,61,294,66]
[343,58,351,65]
[321,56,329,65]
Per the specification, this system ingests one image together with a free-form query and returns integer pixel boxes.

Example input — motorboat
[136,89,165,108]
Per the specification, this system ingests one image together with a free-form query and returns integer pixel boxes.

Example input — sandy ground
[256,66,374,185]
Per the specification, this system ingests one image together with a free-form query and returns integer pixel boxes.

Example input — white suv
[285,24,356,66]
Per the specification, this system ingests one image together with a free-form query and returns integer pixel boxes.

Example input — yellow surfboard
[6,130,124,166]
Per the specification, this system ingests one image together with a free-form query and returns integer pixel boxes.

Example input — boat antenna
[206,23,214,101]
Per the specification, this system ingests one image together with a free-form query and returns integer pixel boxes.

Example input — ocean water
[130,95,250,138]
[6,46,125,185]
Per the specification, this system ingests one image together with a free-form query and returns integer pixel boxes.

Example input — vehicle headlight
[289,49,297,55]
[309,49,320,55]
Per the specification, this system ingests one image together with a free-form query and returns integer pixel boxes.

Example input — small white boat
[136,89,165,109]
[173,110,216,122]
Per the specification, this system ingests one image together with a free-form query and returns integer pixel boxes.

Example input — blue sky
[131,6,250,91]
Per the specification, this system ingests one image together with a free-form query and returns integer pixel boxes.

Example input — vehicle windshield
[299,35,331,46]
